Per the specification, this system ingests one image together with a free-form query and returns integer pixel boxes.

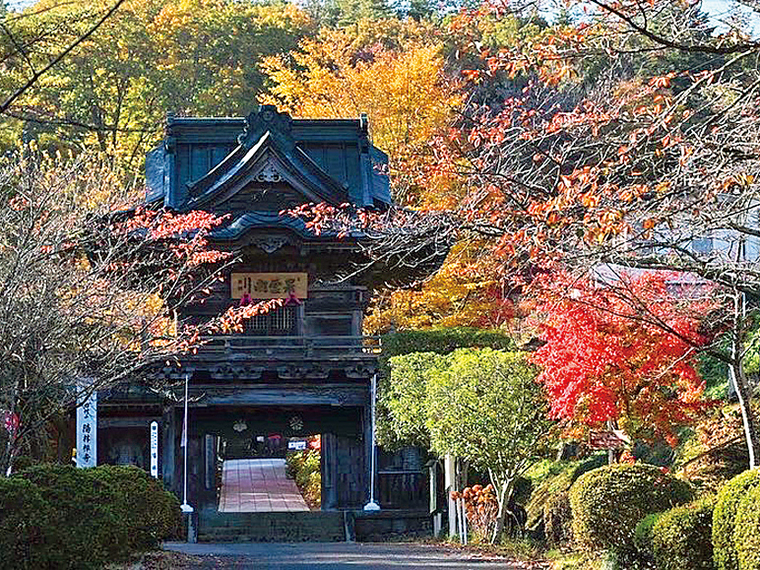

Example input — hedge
[650,497,715,570]
[569,464,694,553]
[543,490,573,546]
[16,464,131,569]
[11,464,182,570]
[713,469,760,570]
[88,465,182,550]
[0,477,52,570]
[735,483,760,570]
[379,328,514,372]
[525,454,607,537]
[634,512,662,565]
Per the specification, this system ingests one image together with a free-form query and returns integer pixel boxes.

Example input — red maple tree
[531,271,716,446]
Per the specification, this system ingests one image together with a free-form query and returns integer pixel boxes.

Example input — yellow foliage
[260,22,462,207]
[364,241,515,334]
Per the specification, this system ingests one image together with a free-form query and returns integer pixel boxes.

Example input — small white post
[364,373,380,512]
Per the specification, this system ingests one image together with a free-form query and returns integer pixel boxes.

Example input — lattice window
[244,304,298,336]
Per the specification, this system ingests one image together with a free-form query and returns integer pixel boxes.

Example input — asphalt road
[163,542,527,569]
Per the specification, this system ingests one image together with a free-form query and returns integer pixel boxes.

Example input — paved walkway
[164,542,529,569]
[218,458,309,513]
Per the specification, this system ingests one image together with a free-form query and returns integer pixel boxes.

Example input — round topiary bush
[0,477,52,570]
[15,464,130,569]
[735,483,760,570]
[713,469,760,570]
[634,511,661,566]
[569,464,694,553]
[89,465,182,550]
[650,496,716,570]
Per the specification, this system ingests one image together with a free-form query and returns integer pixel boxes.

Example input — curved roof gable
[145,105,391,213]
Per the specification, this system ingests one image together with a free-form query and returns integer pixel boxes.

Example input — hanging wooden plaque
[231,272,308,299]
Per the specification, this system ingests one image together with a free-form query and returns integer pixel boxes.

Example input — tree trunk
[731,290,759,469]
[730,358,759,469]
[490,472,513,544]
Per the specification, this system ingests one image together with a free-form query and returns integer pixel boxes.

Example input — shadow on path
[164,542,523,569]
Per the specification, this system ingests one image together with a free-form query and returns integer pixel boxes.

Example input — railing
[194,335,381,358]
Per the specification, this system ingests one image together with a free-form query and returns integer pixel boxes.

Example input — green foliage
[12,464,181,569]
[569,464,694,553]
[713,469,760,570]
[736,483,760,570]
[525,454,607,536]
[4,0,313,170]
[0,477,51,570]
[650,497,716,570]
[699,351,730,401]
[380,327,514,370]
[633,512,661,564]
[286,449,321,509]
[544,490,573,546]
[378,328,514,449]
[15,464,130,569]
[382,351,446,447]
[424,349,552,478]
[88,465,181,549]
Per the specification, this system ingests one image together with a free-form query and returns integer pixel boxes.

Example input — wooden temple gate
[94,106,430,537]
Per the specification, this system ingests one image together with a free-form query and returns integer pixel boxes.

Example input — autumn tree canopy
[0,149,279,474]
[531,271,715,446]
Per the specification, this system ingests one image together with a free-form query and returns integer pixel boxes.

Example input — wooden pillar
[321,432,338,510]
[161,406,177,494]
[363,403,374,507]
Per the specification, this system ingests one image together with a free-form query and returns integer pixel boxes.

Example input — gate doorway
[214,430,319,513]
[190,405,366,513]
[218,457,310,513]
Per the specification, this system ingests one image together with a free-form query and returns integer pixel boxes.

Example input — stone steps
[198,511,347,542]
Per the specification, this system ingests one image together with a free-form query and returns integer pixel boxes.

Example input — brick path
[218,458,309,513]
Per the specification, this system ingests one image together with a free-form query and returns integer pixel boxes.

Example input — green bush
[0,477,52,570]
[379,328,514,373]
[735,483,760,570]
[544,490,573,546]
[634,512,661,565]
[713,469,760,570]
[16,464,130,569]
[525,454,607,536]
[286,449,320,508]
[569,464,694,553]
[650,497,715,570]
[89,465,182,550]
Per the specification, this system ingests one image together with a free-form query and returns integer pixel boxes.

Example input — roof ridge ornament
[239,104,293,147]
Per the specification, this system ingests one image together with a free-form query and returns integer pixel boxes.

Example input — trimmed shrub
[89,465,182,550]
[569,464,694,553]
[543,490,573,546]
[713,469,760,570]
[525,454,607,536]
[0,477,52,570]
[735,483,760,570]
[651,497,716,570]
[634,512,661,566]
[16,464,130,569]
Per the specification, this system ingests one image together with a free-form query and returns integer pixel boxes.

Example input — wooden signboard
[589,430,627,450]
[231,272,308,299]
